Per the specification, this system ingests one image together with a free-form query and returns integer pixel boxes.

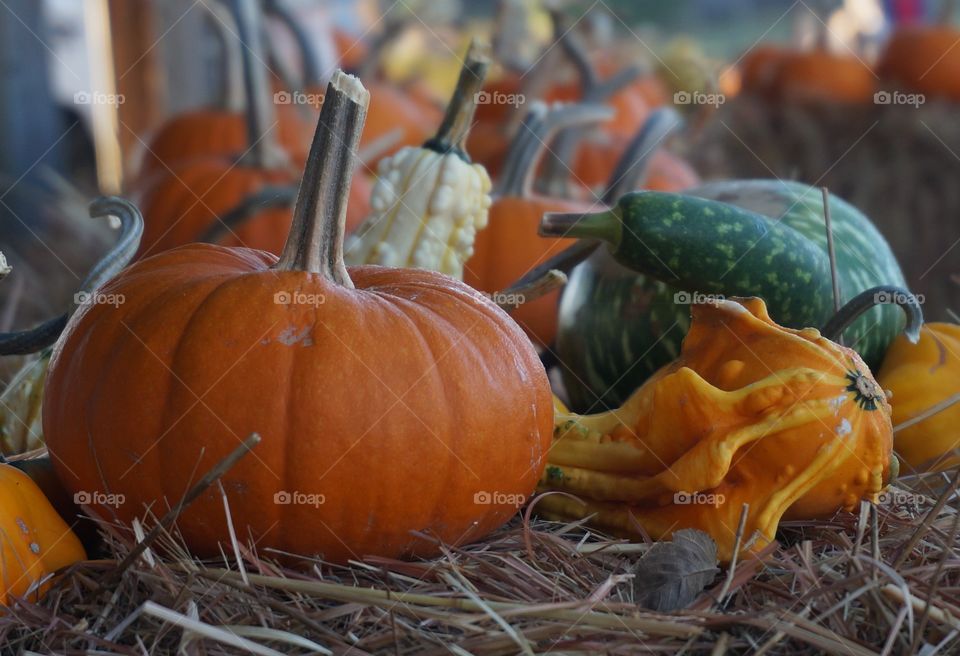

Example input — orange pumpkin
[738,44,791,98]
[44,71,553,565]
[0,463,85,605]
[135,0,311,180]
[878,25,960,101]
[776,50,877,104]
[136,0,298,258]
[136,107,310,182]
[466,103,605,346]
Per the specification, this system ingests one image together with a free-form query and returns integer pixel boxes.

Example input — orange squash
[537,297,894,562]
[878,323,960,470]
[44,71,553,565]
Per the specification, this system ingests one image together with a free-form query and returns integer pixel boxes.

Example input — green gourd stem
[262,0,320,87]
[203,1,245,112]
[496,101,614,198]
[541,191,836,329]
[601,108,683,205]
[275,71,369,282]
[0,196,144,355]
[200,185,298,244]
[821,286,923,345]
[425,40,490,156]
[231,0,286,169]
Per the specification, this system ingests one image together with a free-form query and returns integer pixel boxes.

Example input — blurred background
[1,0,957,373]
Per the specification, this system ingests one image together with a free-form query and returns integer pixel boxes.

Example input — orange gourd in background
[878,323,960,470]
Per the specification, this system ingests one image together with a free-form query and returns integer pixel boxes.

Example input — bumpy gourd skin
[345,146,492,279]
[879,323,960,470]
[539,297,894,562]
[558,180,907,411]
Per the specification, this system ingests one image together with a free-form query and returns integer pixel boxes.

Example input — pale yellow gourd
[345,41,492,280]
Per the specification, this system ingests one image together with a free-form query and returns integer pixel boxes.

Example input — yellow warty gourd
[345,146,492,279]
[538,298,895,562]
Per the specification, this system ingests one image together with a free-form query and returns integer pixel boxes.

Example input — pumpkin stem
[0,251,9,281]
[821,285,924,346]
[496,101,613,198]
[538,12,641,197]
[0,196,143,355]
[274,71,369,282]
[230,0,287,170]
[200,185,298,244]
[203,1,245,112]
[426,39,490,156]
[601,108,683,205]
[262,0,320,88]
[492,269,567,311]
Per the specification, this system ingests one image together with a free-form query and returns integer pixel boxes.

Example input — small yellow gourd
[878,322,960,471]
[539,297,894,562]
[0,463,86,606]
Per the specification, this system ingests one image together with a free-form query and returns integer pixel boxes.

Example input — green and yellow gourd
[345,41,493,280]
[542,180,913,411]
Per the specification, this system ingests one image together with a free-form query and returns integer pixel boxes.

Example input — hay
[2,464,959,655]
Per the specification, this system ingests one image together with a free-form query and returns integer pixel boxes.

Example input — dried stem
[497,101,613,198]
[820,285,923,345]
[0,197,143,355]
[275,71,369,282]
[200,185,298,244]
[428,40,490,153]
[263,0,320,87]
[602,108,683,204]
[493,269,567,311]
[231,0,286,169]
[103,433,261,586]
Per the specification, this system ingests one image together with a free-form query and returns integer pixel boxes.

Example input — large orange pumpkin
[44,72,553,564]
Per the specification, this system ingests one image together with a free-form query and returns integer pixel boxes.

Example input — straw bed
[3,466,958,655]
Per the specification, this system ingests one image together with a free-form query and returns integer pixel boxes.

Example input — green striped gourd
[549,180,908,411]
